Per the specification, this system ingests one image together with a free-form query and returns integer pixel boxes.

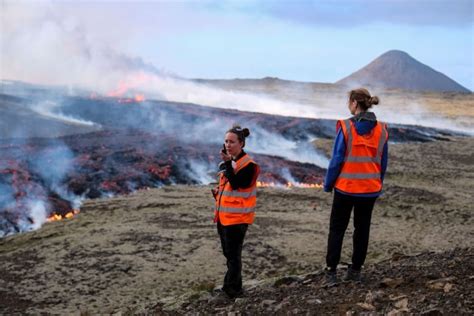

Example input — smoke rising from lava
[2,1,470,136]
[32,101,97,127]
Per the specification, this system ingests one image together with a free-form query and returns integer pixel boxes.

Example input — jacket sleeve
[224,161,256,190]
[324,129,346,192]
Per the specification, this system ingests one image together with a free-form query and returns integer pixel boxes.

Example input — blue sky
[2,0,473,90]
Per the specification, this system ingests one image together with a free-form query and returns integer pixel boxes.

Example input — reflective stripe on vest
[234,155,252,173]
[339,172,381,179]
[220,188,257,198]
[343,119,354,158]
[376,124,388,161]
[344,156,379,163]
[218,206,255,214]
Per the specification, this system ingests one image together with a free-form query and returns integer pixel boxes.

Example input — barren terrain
[0,136,472,314]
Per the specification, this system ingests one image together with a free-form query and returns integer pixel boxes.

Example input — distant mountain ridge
[336,50,470,93]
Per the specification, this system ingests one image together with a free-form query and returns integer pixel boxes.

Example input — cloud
[2,0,471,91]
[224,0,473,28]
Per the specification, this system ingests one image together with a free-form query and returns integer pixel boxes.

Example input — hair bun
[369,96,379,106]
[229,124,250,138]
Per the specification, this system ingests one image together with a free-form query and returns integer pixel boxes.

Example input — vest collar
[233,150,246,161]
[234,152,252,173]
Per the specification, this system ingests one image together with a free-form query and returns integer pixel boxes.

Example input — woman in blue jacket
[323,88,388,286]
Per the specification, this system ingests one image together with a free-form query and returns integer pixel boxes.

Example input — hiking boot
[344,266,362,282]
[226,290,244,299]
[323,268,338,287]
[209,288,231,304]
[212,287,225,294]
[223,288,244,299]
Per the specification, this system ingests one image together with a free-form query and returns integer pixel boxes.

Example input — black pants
[326,191,377,271]
[217,222,248,297]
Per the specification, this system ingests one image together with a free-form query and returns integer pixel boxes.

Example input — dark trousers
[217,222,248,297]
[326,191,377,271]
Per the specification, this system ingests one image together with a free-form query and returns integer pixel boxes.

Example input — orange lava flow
[134,94,145,102]
[105,75,149,103]
[116,94,146,103]
[90,75,148,103]
[47,210,80,222]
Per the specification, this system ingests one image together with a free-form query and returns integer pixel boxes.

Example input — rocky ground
[162,248,473,315]
[0,136,473,314]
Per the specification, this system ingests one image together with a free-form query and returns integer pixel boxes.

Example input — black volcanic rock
[168,248,473,315]
[0,128,327,235]
[336,50,470,93]
[0,93,100,139]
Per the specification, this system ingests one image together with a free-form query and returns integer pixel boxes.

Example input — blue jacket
[323,113,388,197]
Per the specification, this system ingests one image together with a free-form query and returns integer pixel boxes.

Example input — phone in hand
[222,143,227,155]
[211,187,218,200]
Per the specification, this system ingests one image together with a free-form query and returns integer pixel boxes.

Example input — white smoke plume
[0,142,84,237]
[376,102,473,136]
[2,1,470,136]
[187,159,215,185]
[32,100,97,127]
[25,200,48,231]
[0,2,327,126]
[246,127,329,168]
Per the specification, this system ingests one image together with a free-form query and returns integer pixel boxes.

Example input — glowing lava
[117,94,146,103]
[47,210,80,222]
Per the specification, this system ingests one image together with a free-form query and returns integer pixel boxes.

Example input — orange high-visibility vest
[334,119,388,194]
[214,153,260,226]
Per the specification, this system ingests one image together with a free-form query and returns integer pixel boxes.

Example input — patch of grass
[191,280,216,293]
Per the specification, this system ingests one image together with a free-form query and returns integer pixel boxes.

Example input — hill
[336,50,471,93]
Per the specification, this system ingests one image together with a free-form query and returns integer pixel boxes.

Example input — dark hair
[349,88,380,111]
[226,124,250,148]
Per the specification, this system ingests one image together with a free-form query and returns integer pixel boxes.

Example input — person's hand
[220,150,232,162]
[211,187,218,200]
[323,186,332,193]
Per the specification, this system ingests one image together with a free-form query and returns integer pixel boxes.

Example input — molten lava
[117,94,146,103]
[47,210,80,222]
[106,75,149,103]
[134,94,145,102]
[107,80,129,97]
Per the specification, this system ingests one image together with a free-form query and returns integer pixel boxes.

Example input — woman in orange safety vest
[323,88,388,286]
[212,125,260,299]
